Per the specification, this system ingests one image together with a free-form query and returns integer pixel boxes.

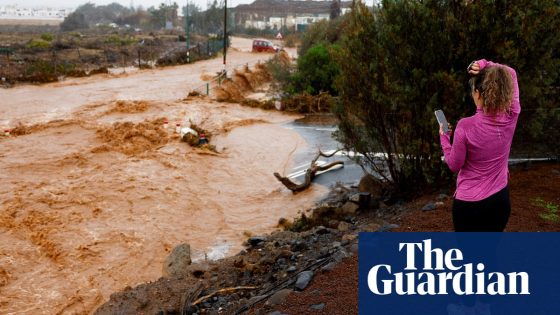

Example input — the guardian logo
[367,239,530,296]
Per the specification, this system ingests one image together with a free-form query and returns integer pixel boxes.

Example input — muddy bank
[94,182,392,315]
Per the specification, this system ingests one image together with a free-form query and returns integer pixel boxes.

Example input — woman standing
[440,59,520,232]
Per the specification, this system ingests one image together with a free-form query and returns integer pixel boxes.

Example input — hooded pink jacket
[440,59,520,201]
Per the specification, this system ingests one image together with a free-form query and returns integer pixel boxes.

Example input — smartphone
[434,110,449,133]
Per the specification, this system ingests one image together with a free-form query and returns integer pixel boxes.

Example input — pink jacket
[440,59,520,201]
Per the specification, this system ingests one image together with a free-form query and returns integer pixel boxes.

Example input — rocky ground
[93,161,559,315]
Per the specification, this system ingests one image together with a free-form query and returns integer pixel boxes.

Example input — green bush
[40,33,54,42]
[292,43,340,95]
[26,38,51,49]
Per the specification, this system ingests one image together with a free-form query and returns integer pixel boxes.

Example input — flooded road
[0,38,323,314]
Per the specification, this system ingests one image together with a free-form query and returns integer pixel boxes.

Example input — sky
[0,0,254,10]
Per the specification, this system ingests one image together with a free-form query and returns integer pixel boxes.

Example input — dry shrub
[212,79,244,102]
[200,73,216,81]
[109,100,150,114]
[95,118,169,155]
[232,71,253,92]
[276,50,291,65]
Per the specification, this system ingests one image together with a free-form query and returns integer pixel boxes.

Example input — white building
[0,5,73,20]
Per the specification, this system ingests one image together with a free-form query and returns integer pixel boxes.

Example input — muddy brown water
[0,38,321,314]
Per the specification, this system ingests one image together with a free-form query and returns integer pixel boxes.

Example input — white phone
[434,110,449,133]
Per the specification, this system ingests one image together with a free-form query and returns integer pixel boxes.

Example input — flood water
[0,38,323,314]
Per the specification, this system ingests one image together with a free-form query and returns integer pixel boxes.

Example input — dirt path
[0,39,322,314]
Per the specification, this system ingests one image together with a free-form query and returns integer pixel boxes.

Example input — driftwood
[274,149,344,193]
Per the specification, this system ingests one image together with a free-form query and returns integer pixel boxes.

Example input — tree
[334,0,560,196]
[60,12,88,31]
[330,0,341,20]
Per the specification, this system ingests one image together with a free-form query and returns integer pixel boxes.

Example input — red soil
[273,162,559,315]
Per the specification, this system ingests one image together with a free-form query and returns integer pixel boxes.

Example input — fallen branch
[191,286,257,306]
[274,149,344,193]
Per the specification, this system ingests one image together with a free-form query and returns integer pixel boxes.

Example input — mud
[0,41,325,315]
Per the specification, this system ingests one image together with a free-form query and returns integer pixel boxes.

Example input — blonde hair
[469,66,513,115]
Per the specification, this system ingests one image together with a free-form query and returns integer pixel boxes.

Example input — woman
[440,59,520,232]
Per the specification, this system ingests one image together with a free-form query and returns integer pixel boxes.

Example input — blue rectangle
[358,233,560,315]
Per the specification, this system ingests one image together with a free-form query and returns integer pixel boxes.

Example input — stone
[378,223,399,232]
[265,289,293,306]
[248,236,266,246]
[310,303,325,310]
[188,262,209,278]
[233,256,246,268]
[437,193,449,201]
[327,219,339,229]
[314,226,329,235]
[342,233,357,243]
[162,243,192,277]
[363,223,381,232]
[332,241,342,248]
[287,266,297,273]
[333,248,349,263]
[311,205,337,220]
[349,193,361,203]
[435,201,445,208]
[295,271,314,291]
[268,311,288,315]
[337,221,352,232]
[337,201,359,215]
[421,202,437,212]
[358,174,384,197]
[321,262,337,273]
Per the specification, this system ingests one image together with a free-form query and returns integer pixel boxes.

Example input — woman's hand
[439,123,453,136]
[468,61,480,75]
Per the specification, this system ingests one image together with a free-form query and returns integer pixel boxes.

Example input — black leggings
[452,185,511,232]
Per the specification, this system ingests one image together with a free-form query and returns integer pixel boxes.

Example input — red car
[252,39,280,53]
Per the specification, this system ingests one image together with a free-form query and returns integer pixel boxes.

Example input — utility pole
[185,0,190,63]
[223,0,227,73]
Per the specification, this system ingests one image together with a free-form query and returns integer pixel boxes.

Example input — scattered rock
[378,223,399,232]
[437,193,449,201]
[248,236,266,246]
[310,303,325,310]
[314,226,330,235]
[265,289,292,306]
[332,248,350,263]
[421,202,437,212]
[358,174,384,197]
[295,271,314,291]
[287,266,297,273]
[321,262,337,273]
[342,233,357,243]
[162,243,192,278]
[337,221,352,232]
[363,223,381,232]
[337,202,359,215]
[188,262,209,278]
